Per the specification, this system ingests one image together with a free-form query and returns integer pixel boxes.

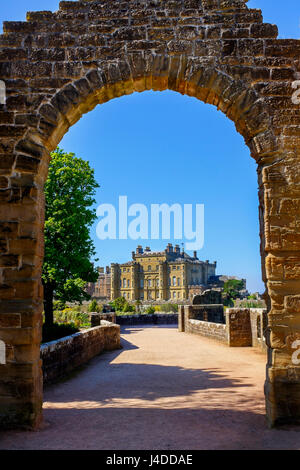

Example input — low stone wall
[90,312,117,326]
[41,322,120,385]
[179,305,268,350]
[226,309,252,347]
[187,319,227,343]
[189,304,225,324]
[250,309,268,351]
[116,313,178,326]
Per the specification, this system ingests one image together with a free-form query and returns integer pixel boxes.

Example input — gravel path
[1,325,300,450]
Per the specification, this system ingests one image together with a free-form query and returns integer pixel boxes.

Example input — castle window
[148,266,151,271]
[127,279,130,288]
[177,278,180,286]
[172,276,176,286]
[123,279,126,288]
[173,292,176,299]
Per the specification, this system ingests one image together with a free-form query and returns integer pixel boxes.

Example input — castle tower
[110,263,120,300]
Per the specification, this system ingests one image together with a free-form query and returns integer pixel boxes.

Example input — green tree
[146,306,155,314]
[42,148,99,326]
[110,297,127,312]
[88,299,102,313]
[122,302,135,313]
[223,279,244,303]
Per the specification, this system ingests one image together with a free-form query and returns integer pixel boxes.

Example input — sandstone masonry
[0,0,299,428]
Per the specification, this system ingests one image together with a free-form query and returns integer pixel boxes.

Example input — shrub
[223,298,234,308]
[53,300,66,311]
[110,297,127,312]
[88,299,102,313]
[53,308,90,328]
[159,303,178,313]
[146,306,155,314]
[42,322,79,343]
[235,300,265,309]
[122,302,136,313]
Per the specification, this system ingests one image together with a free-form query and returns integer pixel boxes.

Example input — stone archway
[0,0,299,428]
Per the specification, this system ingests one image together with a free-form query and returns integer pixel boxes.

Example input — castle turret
[110,263,120,300]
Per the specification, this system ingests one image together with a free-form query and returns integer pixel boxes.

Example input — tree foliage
[223,279,244,301]
[88,299,102,313]
[110,297,135,313]
[42,148,99,325]
[110,297,127,312]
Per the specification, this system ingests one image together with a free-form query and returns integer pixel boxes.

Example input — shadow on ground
[1,407,300,450]
[0,326,299,450]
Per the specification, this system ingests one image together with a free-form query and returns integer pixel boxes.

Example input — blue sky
[1,1,299,293]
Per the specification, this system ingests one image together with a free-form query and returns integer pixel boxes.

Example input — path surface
[1,326,300,450]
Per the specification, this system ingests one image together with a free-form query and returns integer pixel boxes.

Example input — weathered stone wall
[0,0,299,427]
[116,313,178,326]
[226,308,252,347]
[41,322,120,385]
[90,312,117,326]
[192,289,222,305]
[250,308,268,350]
[181,305,267,348]
[186,318,227,342]
[189,304,225,323]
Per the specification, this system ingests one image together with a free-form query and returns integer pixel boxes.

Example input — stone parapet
[187,319,227,343]
[180,306,268,350]
[41,323,120,385]
[226,309,252,347]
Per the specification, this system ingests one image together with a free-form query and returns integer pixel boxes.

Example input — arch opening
[0,0,299,431]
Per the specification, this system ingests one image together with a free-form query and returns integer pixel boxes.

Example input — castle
[111,244,217,302]
[86,266,111,300]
